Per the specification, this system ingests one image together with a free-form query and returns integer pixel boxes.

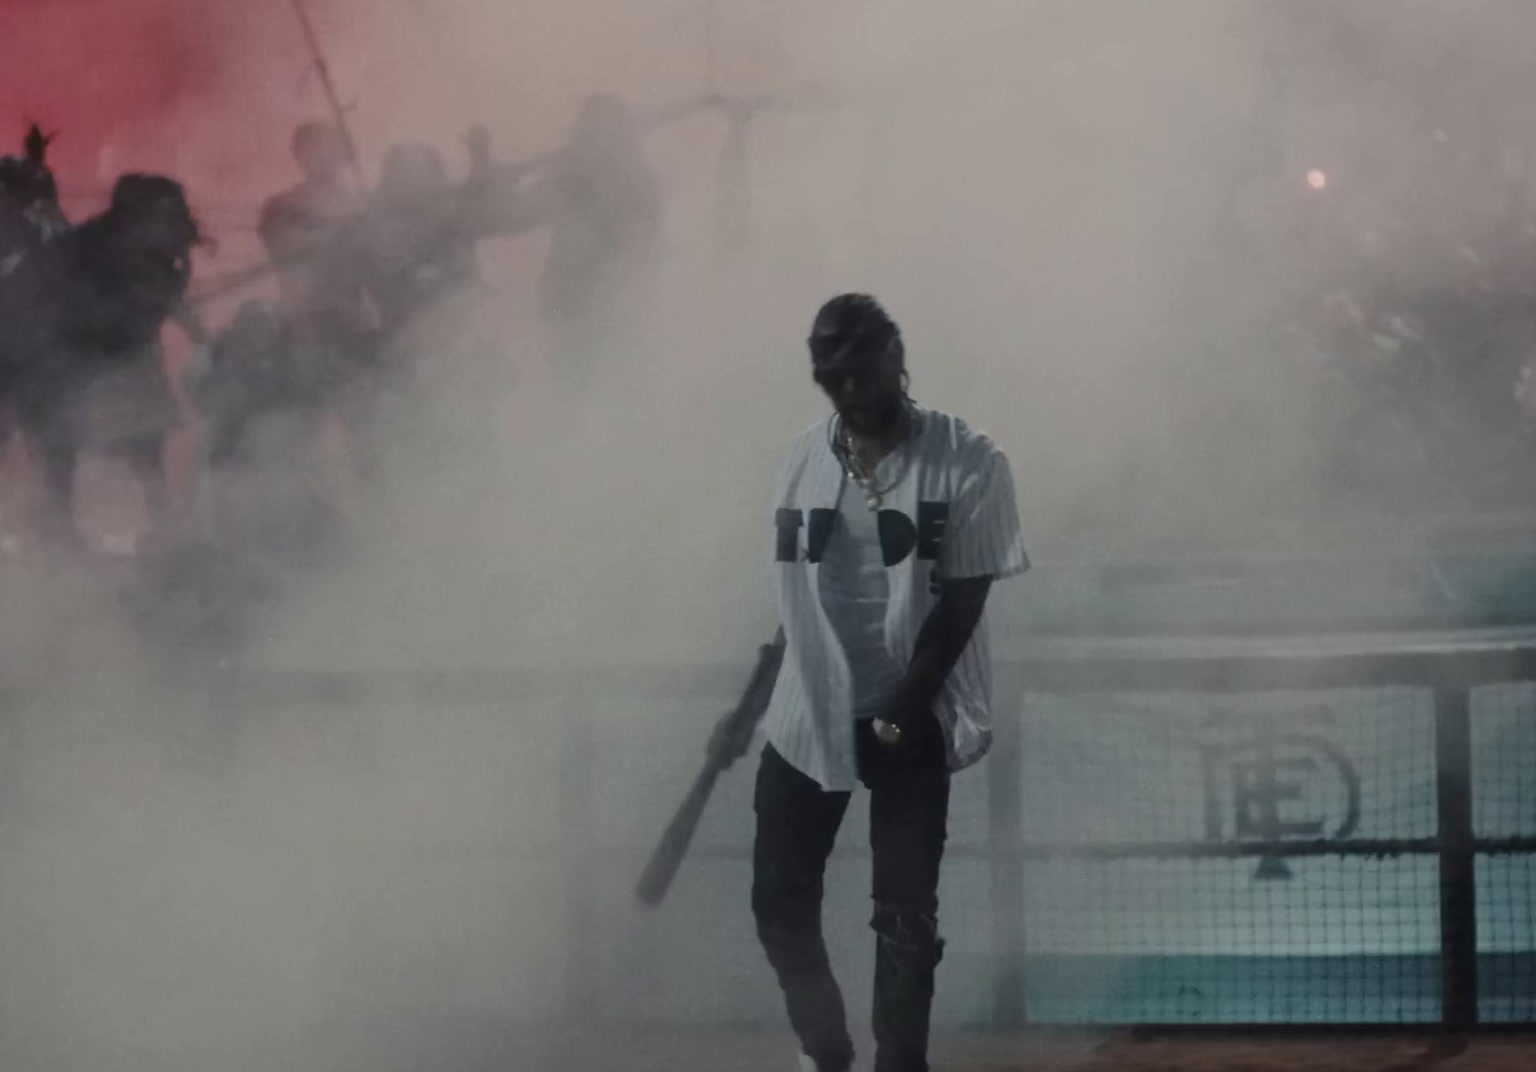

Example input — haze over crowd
[2,2,1536,1069]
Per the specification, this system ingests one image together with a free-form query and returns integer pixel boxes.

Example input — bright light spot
[1306,169,1328,191]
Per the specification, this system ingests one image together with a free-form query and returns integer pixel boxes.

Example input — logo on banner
[1197,708,1361,878]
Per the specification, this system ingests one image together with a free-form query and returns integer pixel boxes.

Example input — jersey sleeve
[936,442,1029,581]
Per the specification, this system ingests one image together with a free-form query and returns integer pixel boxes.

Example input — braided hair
[808,293,910,400]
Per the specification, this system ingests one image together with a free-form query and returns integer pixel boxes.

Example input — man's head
[376,142,448,205]
[109,173,201,254]
[808,293,908,439]
[293,121,349,185]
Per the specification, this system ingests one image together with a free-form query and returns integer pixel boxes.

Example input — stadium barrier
[221,632,1536,1029]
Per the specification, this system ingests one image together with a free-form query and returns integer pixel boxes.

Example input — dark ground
[484,1029,1534,1072]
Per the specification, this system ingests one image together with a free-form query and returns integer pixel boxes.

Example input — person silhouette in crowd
[536,94,662,389]
[14,173,206,545]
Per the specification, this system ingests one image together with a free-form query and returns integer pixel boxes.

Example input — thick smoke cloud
[0,0,308,214]
[4,2,1536,1068]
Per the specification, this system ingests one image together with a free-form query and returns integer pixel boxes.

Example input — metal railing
[992,633,1536,1030]
[200,631,1536,1030]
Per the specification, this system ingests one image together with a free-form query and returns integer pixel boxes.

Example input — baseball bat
[634,631,784,907]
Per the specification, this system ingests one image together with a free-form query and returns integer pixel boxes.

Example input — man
[0,124,67,250]
[15,173,206,544]
[360,136,493,336]
[0,126,69,522]
[255,122,382,491]
[345,129,534,479]
[258,121,369,336]
[0,127,69,407]
[535,94,661,389]
[721,294,1028,1072]
[0,125,68,549]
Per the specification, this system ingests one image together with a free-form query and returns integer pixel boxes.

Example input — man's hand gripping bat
[634,629,785,907]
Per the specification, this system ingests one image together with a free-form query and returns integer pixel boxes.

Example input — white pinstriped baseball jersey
[762,406,1029,791]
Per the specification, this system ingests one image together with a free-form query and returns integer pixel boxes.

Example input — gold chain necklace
[837,409,917,511]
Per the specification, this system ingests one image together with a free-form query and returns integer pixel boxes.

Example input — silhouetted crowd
[1266,256,1536,509]
[0,101,661,654]
[10,87,1536,650]
[0,99,661,564]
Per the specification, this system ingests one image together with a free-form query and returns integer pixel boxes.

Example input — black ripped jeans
[752,718,950,1072]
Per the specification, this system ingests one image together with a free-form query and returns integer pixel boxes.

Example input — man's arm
[881,575,993,735]
[880,433,1026,739]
